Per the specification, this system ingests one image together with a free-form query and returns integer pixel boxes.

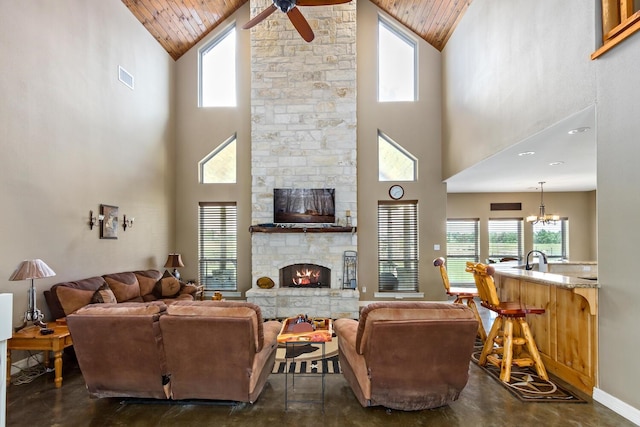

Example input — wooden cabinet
[493,273,598,395]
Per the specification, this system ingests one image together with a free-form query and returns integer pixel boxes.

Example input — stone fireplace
[245,0,359,319]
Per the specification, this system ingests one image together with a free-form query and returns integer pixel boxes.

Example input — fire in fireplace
[280,263,330,288]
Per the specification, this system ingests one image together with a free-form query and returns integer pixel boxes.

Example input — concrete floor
[5,349,634,427]
[5,301,636,427]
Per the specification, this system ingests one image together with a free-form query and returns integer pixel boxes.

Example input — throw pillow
[90,283,117,304]
[104,276,141,302]
[135,273,158,297]
[153,270,182,298]
[56,286,96,315]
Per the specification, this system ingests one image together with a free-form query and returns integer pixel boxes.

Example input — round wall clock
[389,185,404,200]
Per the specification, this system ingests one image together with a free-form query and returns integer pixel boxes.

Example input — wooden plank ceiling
[122,0,473,60]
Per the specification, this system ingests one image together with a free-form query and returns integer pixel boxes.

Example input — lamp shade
[9,259,56,281]
[164,253,185,269]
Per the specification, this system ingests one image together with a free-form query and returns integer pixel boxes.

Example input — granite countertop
[492,262,599,289]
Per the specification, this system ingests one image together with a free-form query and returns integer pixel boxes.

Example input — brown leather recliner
[159,301,281,403]
[333,302,478,411]
[66,301,171,399]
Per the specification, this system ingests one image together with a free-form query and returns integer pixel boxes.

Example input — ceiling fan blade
[296,0,352,6]
[242,4,278,30]
[287,7,315,42]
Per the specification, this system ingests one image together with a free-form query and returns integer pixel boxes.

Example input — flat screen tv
[274,188,335,224]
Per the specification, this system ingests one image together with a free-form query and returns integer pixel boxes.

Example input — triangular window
[378,131,417,181]
[200,134,236,184]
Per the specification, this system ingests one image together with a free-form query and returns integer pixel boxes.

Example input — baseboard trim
[9,353,44,376]
[593,387,640,425]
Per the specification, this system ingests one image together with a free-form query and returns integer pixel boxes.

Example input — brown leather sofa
[45,269,197,321]
[66,300,281,403]
[333,302,478,411]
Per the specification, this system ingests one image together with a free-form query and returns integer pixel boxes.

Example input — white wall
[442,0,596,180]
[0,0,175,325]
[174,4,253,287]
[595,34,640,414]
[356,0,448,301]
[443,0,640,418]
[174,1,449,301]
[447,191,596,262]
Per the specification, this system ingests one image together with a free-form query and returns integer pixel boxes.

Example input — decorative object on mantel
[88,210,104,230]
[9,259,56,332]
[100,204,119,239]
[122,214,134,231]
[526,182,560,224]
[242,0,352,43]
[257,277,275,289]
[164,253,185,280]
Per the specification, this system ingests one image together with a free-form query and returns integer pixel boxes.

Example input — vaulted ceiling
[122,0,473,60]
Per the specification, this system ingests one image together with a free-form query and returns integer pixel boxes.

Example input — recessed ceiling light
[549,161,564,166]
[568,126,590,135]
[518,151,535,156]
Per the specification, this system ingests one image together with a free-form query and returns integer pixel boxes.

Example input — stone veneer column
[247,0,358,318]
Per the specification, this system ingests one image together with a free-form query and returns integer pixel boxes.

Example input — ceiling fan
[243,0,352,42]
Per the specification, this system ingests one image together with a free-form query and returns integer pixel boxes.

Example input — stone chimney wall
[249,0,358,292]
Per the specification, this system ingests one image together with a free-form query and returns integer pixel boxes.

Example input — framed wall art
[100,204,119,239]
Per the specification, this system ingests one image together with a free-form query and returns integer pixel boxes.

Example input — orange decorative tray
[277,317,333,343]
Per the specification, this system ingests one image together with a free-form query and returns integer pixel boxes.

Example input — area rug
[272,339,341,374]
[471,347,587,403]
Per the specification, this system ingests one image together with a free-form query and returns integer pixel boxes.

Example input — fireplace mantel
[249,225,356,234]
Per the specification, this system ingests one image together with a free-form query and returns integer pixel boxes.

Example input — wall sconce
[89,210,105,230]
[122,214,134,231]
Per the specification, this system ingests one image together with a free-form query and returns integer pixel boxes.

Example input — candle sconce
[122,214,134,231]
[89,210,105,230]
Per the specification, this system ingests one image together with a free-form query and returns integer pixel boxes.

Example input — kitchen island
[491,262,598,396]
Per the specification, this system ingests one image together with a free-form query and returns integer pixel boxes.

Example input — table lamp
[9,259,56,331]
[164,253,184,280]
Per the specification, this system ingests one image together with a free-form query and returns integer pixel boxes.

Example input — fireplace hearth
[280,263,330,288]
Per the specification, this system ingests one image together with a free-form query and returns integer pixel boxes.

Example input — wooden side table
[7,324,73,388]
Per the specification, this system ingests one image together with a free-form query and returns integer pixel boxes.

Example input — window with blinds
[446,219,480,285]
[378,202,418,292]
[488,218,523,261]
[533,218,569,260]
[199,202,237,291]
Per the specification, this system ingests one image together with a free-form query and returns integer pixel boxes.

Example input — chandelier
[526,181,560,224]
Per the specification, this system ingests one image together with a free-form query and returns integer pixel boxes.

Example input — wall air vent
[490,202,522,211]
[118,66,134,90]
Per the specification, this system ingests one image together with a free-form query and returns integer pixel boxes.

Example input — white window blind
[378,202,418,292]
[488,218,523,261]
[199,202,237,291]
[533,218,569,260]
[446,219,480,284]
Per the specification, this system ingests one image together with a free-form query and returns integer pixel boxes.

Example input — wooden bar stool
[433,257,487,342]
[466,262,548,383]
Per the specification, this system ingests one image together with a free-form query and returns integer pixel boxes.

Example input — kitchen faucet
[526,250,548,272]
